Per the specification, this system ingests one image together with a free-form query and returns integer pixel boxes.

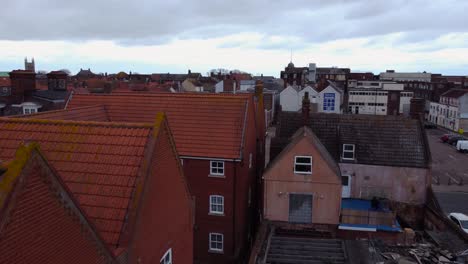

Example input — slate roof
[0,143,116,264]
[67,93,251,159]
[273,112,430,168]
[440,89,468,98]
[267,126,341,177]
[0,118,155,247]
[33,90,70,101]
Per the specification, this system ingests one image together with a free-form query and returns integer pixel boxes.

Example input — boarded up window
[288,194,312,223]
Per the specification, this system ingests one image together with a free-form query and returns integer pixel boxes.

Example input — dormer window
[294,156,312,174]
[342,144,355,160]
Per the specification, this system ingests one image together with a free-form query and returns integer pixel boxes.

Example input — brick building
[0,70,70,116]
[0,113,194,263]
[24,90,266,263]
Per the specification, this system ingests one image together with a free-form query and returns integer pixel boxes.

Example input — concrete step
[267,253,346,264]
[269,244,344,254]
[271,236,342,245]
[268,250,345,260]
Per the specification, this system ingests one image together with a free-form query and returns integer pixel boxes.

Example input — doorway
[342,175,351,198]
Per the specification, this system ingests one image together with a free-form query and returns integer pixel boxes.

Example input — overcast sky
[1,0,468,76]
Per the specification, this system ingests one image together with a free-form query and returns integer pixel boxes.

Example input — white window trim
[23,106,38,115]
[294,156,312,174]
[160,248,172,264]
[209,195,224,215]
[209,233,224,253]
[210,160,225,176]
[342,144,355,160]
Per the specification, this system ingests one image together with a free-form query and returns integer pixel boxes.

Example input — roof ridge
[76,92,251,99]
[2,117,154,129]
[11,104,106,119]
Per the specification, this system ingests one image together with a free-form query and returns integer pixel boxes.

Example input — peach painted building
[263,126,342,225]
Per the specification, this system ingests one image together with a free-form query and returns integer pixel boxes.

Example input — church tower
[24,57,35,72]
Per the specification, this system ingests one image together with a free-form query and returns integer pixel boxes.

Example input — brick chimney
[409,97,425,120]
[47,71,68,91]
[9,70,36,104]
[302,92,310,126]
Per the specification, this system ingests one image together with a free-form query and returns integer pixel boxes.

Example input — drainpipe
[232,158,237,260]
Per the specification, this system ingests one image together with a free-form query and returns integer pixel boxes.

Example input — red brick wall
[130,124,193,264]
[182,159,235,263]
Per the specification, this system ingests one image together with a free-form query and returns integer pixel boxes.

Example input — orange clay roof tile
[65,93,252,159]
[0,118,154,248]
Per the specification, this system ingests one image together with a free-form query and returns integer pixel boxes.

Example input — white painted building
[348,81,413,115]
[428,89,468,132]
[317,84,343,114]
[379,71,431,82]
[279,85,301,112]
[280,82,343,113]
[298,85,318,104]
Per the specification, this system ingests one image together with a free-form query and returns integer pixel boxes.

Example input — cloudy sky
[1,0,468,76]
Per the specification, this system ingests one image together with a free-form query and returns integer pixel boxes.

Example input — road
[425,127,468,192]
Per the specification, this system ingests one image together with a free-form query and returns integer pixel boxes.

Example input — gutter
[238,100,249,162]
[179,155,241,162]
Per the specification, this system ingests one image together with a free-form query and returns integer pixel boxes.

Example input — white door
[341,175,351,198]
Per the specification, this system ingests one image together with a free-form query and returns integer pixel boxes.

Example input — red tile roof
[0,143,117,263]
[67,93,252,159]
[0,77,10,87]
[16,105,110,122]
[0,118,154,247]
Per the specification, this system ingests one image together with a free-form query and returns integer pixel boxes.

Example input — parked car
[448,213,468,234]
[440,134,450,143]
[424,122,437,129]
[457,140,468,153]
[448,135,466,146]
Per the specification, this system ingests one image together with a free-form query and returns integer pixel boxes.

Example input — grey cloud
[1,0,468,48]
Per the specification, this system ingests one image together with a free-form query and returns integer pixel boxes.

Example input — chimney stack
[302,92,310,126]
[409,97,425,120]
[9,70,36,104]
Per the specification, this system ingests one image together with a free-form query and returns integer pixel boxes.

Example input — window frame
[342,144,355,160]
[209,195,224,215]
[210,160,225,176]
[209,233,224,253]
[23,106,38,115]
[160,248,172,264]
[294,156,312,174]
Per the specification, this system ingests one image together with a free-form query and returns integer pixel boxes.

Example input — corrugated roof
[0,118,153,247]
[0,143,117,263]
[67,93,251,159]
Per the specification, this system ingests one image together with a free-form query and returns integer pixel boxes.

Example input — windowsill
[208,174,225,178]
[208,212,225,216]
[208,250,224,254]
[294,172,312,175]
